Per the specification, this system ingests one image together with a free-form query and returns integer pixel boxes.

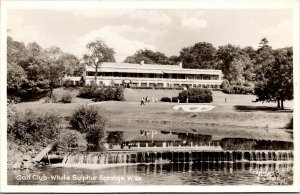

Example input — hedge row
[160,97,179,103]
[179,88,213,103]
[223,85,254,94]
[78,85,124,101]
[160,87,213,103]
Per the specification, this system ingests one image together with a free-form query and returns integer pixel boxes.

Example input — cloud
[8,24,42,45]
[181,16,207,29]
[261,20,292,48]
[74,25,156,62]
[128,10,172,25]
[56,9,133,19]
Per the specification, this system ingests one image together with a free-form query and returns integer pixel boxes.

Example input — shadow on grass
[234,105,293,113]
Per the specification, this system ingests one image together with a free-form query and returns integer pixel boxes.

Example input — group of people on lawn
[140,96,157,105]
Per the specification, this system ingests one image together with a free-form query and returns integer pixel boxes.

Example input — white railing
[85,76,222,84]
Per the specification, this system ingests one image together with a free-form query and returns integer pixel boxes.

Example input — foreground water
[8,162,293,185]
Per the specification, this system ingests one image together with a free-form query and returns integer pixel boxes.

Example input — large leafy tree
[7,62,27,89]
[83,38,115,84]
[43,46,66,98]
[7,36,84,102]
[124,49,174,65]
[179,42,217,69]
[254,46,293,109]
[7,36,27,64]
[58,53,82,76]
[16,42,46,89]
[216,44,253,83]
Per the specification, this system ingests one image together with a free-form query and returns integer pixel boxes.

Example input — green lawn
[13,88,293,142]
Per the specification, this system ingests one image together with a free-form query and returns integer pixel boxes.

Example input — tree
[216,44,253,83]
[254,47,293,109]
[83,39,115,84]
[44,62,65,98]
[168,55,181,64]
[242,46,257,61]
[7,63,27,89]
[43,46,65,98]
[179,42,217,69]
[18,41,47,89]
[70,106,106,133]
[258,37,270,49]
[7,37,28,89]
[124,49,174,65]
[27,42,43,58]
[70,106,106,150]
[86,122,106,150]
[58,53,82,76]
[7,36,27,64]
[8,110,61,145]
[58,129,87,149]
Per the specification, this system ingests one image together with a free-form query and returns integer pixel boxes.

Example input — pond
[8,161,293,185]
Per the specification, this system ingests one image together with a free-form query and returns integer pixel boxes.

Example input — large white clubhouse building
[66,61,223,88]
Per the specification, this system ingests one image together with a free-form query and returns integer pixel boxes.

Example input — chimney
[140,60,144,65]
[179,62,182,68]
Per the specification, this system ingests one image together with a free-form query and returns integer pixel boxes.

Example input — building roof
[85,62,222,75]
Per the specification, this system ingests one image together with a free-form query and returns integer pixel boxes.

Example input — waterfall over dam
[61,150,293,165]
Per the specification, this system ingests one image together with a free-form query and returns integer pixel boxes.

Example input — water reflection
[8,161,293,185]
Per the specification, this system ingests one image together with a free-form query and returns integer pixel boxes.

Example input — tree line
[7,36,84,102]
[124,38,293,109]
[7,36,293,109]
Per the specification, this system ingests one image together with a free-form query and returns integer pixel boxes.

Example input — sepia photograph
[0,0,299,192]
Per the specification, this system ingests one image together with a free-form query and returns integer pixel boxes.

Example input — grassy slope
[13,88,293,142]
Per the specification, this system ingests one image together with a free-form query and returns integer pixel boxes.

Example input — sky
[7,9,293,62]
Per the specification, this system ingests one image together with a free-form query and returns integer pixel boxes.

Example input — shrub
[58,129,87,149]
[61,92,72,103]
[78,85,124,101]
[114,87,125,101]
[86,122,106,151]
[178,87,213,103]
[172,97,179,102]
[103,86,115,100]
[70,106,106,133]
[44,93,58,103]
[7,95,22,104]
[220,79,230,89]
[93,88,106,102]
[8,110,62,146]
[223,85,254,95]
[63,79,75,87]
[78,85,97,98]
[160,97,171,102]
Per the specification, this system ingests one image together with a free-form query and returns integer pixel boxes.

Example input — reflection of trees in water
[220,138,293,150]
[178,133,212,144]
[107,131,124,145]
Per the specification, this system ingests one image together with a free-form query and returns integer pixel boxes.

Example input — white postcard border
[1,0,299,192]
